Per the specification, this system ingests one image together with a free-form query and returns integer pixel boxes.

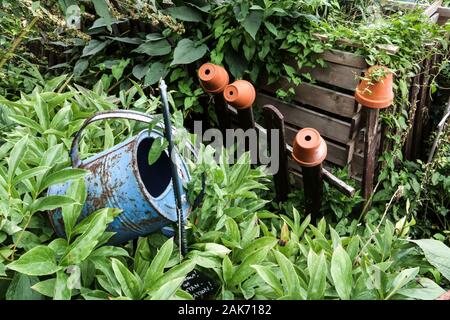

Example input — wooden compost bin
[239,2,450,200]
[256,49,373,197]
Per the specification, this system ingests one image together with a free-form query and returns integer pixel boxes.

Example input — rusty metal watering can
[47,110,198,245]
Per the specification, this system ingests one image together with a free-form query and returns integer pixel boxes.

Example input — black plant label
[181,269,218,300]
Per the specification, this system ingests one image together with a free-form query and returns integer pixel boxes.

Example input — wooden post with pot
[262,104,290,202]
[223,80,256,130]
[198,63,231,135]
[355,66,394,199]
[223,80,258,163]
[291,128,328,219]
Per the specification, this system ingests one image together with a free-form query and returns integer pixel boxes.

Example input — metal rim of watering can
[69,110,206,210]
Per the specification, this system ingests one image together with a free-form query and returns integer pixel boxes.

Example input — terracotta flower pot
[223,80,256,109]
[198,63,229,94]
[355,65,394,109]
[292,128,327,167]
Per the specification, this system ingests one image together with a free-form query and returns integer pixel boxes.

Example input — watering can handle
[70,110,159,168]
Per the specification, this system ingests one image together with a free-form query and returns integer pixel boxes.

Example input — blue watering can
[47,110,199,245]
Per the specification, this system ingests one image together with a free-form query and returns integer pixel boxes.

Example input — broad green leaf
[82,39,108,57]
[92,0,112,30]
[224,49,247,78]
[147,137,168,165]
[7,135,28,182]
[60,208,110,266]
[112,258,142,299]
[62,178,86,241]
[144,237,174,287]
[398,277,446,300]
[132,63,150,80]
[90,246,129,258]
[74,59,89,76]
[80,289,110,300]
[150,260,196,291]
[13,166,49,187]
[48,238,69,257]
[89,256,122,296]
[166,6,202,22]
[150,277,185,300]
[112,59,130,81]
[411,239,450,282]
[34,91,50,129]
[252,264,283,296]
[242,10,263,40]
[145,62,169,86]
[104,121,114,149]
[203,243,231,258]
[273,250,302,298]
[264,21,278,36]
[190,251,222,269]
[40,168,87,193]
[171,39,207,66]
[54,270,71,300]
[234,236,277,262]
[229,247,269,286]
[6,273,43,300]
[307,250,327,300]
[133,39,171,56]
[0,262,6,276]
[222,255,233,284]
[107,36,143,44]
[224,218,241,246]
[330,245,352,300]
[7,246,61,276]
[9,115,42,133]
[31,195,77,213]
[31,279,56,298]
[385,267,419,300]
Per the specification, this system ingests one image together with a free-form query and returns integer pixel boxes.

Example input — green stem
[0,16,39,71]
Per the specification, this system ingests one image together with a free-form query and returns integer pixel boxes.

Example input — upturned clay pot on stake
[198,63,231,135]
[223,80,256,130]
[224,80,257,163]
[198,63,229,94]
[292,128,327,219]
[355,65,394,200]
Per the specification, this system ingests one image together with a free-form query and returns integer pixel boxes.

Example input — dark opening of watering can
[136,137,172,198]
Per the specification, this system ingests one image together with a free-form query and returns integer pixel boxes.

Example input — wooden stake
[215,96,232,135]
[362,108,380,199]
[262,104,290,202]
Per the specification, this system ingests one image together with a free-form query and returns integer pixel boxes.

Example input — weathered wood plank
[300,62,363,91]
[260,78,358,118]
[430,12,440,23]
[319,49,367,69]
[404,73,421,160]
[362,108,380,199]
[424,0,443,17]
[257,93,354,144]
[438,5,450,17]
[412,56,432,159]
[351,151,364,177]
[263,104,290,201]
